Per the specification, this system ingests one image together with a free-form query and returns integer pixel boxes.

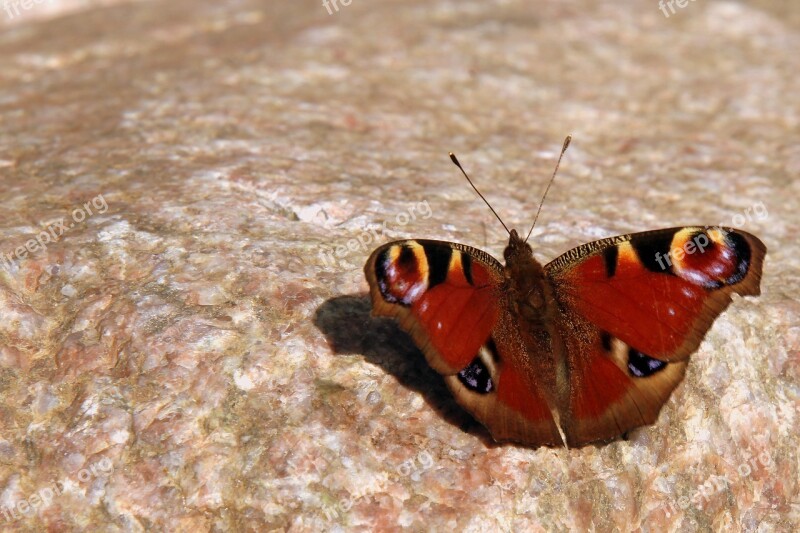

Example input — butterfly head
[503,228,545,284]
[504,229,533,261]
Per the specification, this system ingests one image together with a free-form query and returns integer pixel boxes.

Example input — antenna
[524,135,571,243]
[449,152,511,236]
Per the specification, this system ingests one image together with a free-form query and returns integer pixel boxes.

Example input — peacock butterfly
[363,137,766,447]
[364,137,767,447]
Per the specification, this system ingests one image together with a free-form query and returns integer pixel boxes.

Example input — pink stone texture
[0,0,798,531]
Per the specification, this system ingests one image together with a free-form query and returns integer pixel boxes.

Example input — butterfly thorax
[502,230,554,327]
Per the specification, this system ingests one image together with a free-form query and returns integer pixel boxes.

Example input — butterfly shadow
[313,294,500,448]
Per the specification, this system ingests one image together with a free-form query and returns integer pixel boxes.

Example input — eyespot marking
[627,347,667,378]
[457,356,494,393]
[375,243,429,306]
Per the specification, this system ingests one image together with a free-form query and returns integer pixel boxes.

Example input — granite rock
[0,0,798,531]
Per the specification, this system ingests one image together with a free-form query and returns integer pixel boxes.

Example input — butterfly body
[365,223,765,447]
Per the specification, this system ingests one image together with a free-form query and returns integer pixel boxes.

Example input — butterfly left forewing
[364,239,504,374]
[545,226,766,445]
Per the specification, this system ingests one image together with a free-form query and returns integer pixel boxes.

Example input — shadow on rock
[313,294,495,446]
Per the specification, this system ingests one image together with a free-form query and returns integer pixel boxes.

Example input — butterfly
[363,137,766,447]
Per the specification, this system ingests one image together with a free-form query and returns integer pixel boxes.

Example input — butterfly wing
[545,227,766,445]
[365,239,563,445]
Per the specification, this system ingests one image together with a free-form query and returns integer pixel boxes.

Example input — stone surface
[0,0,798,531]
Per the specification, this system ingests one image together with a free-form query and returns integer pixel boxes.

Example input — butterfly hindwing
[555,309,690,444]
[443,335,562,446]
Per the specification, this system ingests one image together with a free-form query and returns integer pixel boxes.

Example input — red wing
[443,332,563,446]
[556,314,690,445]
[364,239,503,374]
[545,227,766,445]
[548,227,765,361]
[365,239,562,445]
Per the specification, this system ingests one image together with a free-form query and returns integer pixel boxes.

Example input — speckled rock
[0,0,798,531]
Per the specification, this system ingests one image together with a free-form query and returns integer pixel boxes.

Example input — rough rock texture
[0,0,798,531]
